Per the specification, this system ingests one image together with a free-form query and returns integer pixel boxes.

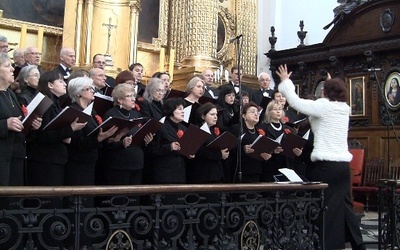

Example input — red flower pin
[214,127,220,136]
[21,105,28,116]
[95,115,103,125]
[283,116,289,123]
[137,97,144,102]
[257,129,265,136]
[284,128,291,134]
[135,103,141,111]
[177,129,184,138]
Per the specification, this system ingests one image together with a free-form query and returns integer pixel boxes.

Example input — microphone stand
[233,35,243,183]
[372,70,399,178]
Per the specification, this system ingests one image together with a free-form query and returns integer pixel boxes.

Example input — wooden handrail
[0,183,328,197]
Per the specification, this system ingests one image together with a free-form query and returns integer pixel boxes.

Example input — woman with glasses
[229,102,271,183]
[140,77,165,120]
[100,83,153,185]
[17,65,40,106]
[64,77,117,188]
[260,100,303,182]
[152,71,171,99]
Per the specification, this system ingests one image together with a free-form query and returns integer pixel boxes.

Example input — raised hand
[276,64,292,82]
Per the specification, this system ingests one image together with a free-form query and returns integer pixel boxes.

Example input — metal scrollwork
[106,229,133,250]
[241,220,260,249]
[0,186,325,249]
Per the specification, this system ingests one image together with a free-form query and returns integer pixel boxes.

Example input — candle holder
[297,20,307,48]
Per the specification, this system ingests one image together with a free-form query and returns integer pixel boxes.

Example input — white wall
[257,0,338,85]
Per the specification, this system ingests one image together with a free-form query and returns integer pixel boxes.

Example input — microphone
[363,68,382,72]
[229,34,243,43]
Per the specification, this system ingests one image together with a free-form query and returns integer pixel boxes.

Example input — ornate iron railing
[0,183,327,249]
[378,180,400,250]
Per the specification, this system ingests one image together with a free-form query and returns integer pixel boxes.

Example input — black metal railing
[378,180,400,250]
[0,183,327,250]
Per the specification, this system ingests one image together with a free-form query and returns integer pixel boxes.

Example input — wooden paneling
[266,0,400,175]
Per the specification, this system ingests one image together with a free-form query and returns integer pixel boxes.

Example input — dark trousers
[308,161,363,249]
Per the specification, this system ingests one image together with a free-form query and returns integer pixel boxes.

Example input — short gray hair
[68,77,94,103]
[13,48,24,58]
[0,53,10,65]
[258,72,270,81]
[18,65,38,85]
[0,34,8,43]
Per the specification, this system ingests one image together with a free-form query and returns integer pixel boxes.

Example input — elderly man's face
[259,74,271,90]
[91,68,106,89]
[25,47,41,66]
[0,41,9,53]
[61,48,76,68]
[202,70,214,86]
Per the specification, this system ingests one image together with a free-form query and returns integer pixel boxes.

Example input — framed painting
[384,70,400,110]
[349,76,366,116]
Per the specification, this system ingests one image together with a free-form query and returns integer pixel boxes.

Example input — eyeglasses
[28,52,42,56]
[260,79,271,82]
[94,61,106,64]
[82,86,95,92]
[155,89,165,93]
[247,110,260,115]
[28,73,40,78]
[95,74,105,77]
[0,45,9,49]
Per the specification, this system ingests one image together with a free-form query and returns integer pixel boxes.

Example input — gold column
[169,0,188,67]
[236,0,257,76]
[128,1,141,65]
[37,28,44,52]
[75,0,84,64]
[181,0,219,69]
[85,0,94,65]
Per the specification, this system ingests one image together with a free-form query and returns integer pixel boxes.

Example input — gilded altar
[0,0,259,89]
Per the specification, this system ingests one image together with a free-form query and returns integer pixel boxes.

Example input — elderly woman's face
[0,59,14,86]
[191,80,204,98]
[119,91,136,110]
[26,68,40,88]
[80,85,95,103]
[153,83,165,102]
